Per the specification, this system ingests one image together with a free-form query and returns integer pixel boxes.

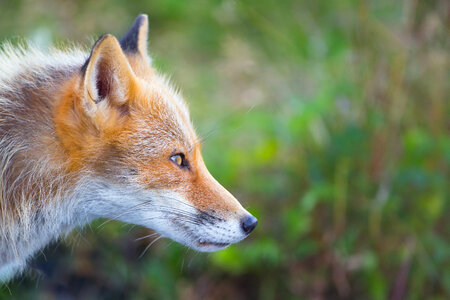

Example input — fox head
[54,15,257,252]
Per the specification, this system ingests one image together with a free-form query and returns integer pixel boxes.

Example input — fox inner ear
[120,14,149,57]
[82,34,135,111]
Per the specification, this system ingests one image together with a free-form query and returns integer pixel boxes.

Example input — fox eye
[170,153,189,169]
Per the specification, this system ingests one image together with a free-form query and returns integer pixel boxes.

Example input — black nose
[241,215,258,234]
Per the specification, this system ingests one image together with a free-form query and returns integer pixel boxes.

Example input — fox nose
[241,215,258,234]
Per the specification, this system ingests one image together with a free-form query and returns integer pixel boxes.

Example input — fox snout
[197,211,257,234]
[152,158,258,252]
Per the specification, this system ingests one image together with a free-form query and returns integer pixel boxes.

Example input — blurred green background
[0,0,449,299]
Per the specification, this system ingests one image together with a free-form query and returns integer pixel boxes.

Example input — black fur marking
[120,14,147,54]
[196,211,225,224]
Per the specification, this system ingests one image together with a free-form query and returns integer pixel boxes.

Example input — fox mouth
[169,217,233,251]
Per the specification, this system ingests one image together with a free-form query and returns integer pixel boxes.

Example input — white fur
[0,42,87,89]
[0,42,87,281]
[81,183,247,253]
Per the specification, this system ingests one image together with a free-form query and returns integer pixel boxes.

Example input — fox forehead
[121,73,198,156]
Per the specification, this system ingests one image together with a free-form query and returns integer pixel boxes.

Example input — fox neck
[0,57,107,278]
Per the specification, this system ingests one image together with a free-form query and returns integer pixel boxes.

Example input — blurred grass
[0,0,449,299]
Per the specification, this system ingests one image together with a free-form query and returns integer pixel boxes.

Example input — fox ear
[120,14,149,58]
[81,34,136,113]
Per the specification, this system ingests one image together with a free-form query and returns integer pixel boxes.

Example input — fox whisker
[139,235,163,259]
[135,232,159,241]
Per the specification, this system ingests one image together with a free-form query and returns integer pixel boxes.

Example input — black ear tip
[95,34,114,45]
[133,14,148,29]
[132,14,149,32]
[120,14,149,53]
[81,34,115,75]
[136,14,148,23]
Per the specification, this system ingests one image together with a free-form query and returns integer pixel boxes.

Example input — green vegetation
[1,0,448,298]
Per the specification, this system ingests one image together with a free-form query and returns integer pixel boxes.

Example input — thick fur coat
[0,15,257,281]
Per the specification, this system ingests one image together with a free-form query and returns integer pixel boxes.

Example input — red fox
[0,14,257,281]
